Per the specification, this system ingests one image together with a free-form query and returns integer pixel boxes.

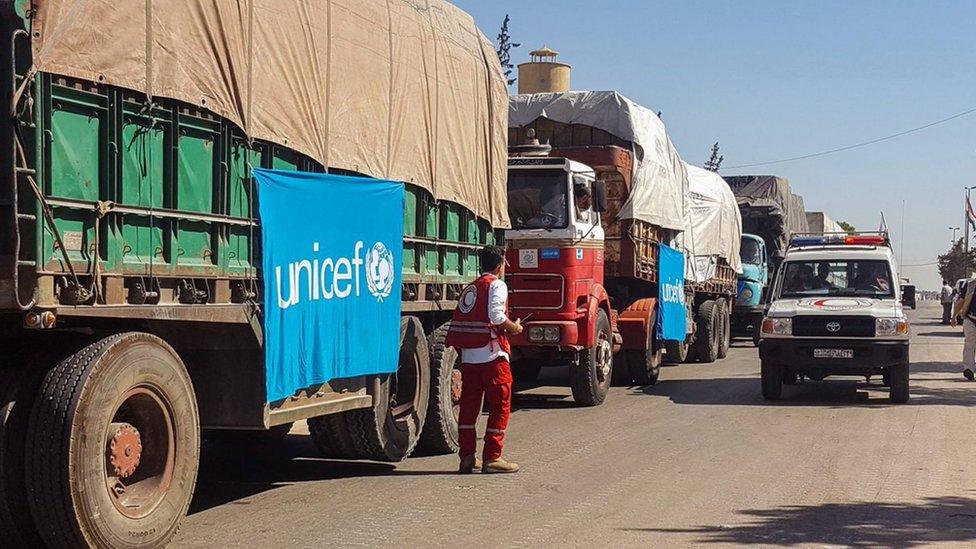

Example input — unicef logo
[366,242,396,302]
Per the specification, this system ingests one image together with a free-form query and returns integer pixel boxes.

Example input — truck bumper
[760,338,910,375]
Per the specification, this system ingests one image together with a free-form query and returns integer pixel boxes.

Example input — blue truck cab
[732,234,769,345]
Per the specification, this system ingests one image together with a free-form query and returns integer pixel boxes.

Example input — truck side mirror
[592,180,608,213]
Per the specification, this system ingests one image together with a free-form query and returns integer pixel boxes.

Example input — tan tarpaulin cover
[31,0,510,227]
[685,163,742,275]
[509,91,688,233]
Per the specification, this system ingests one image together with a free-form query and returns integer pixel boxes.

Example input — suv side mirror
[592,180,608,213]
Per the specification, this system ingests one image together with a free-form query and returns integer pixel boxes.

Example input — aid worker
[445,245,523,474]
[951,277,976,380]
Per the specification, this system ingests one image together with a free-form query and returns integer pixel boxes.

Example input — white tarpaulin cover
[686,164,742,274]
[30,0,510,227]
[509,91,688,232]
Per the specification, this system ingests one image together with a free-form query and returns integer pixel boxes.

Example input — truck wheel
[311,316,430,461]
[695,300,720,363]
[888,363,910,403]
[417,322,461,454]
[571,309,613,406]
[761,360,783,400]
[26,333,199,549]
[628,346,662,386]
[663,339,688,364]
[717,299,731,359]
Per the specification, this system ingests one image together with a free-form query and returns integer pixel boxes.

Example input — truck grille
[792,316,875,337]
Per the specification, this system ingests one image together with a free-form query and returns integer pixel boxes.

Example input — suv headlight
[761,317,792,335]
[876,317,909,336]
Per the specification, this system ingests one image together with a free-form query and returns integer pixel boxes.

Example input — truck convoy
[503,91,740,406]
[759,232,910,403]
[724,175,809,345]
[0,2,508,547]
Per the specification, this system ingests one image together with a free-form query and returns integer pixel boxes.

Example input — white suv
[759,233,910,403]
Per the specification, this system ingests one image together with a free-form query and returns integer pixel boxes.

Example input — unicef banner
[253,169,403,403]
[657,244,687,341]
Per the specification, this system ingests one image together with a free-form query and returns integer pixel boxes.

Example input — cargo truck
[724,175,809,344]
[0,2,507,547]
[503,91,737,406]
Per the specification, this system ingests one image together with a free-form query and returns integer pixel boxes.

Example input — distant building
[517,46,571,94]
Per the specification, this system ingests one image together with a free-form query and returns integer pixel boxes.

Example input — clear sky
[455,0,976,289]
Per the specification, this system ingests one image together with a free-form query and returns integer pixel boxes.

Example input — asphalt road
[174,302,976,548]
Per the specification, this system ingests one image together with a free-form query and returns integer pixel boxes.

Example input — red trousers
[457,358,512,461]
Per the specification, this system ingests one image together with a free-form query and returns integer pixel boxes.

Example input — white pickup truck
[759,232,911,403]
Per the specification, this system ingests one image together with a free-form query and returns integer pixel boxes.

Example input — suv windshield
[508,169,569,229]
[778,259,894,298]
[740,238,763,265]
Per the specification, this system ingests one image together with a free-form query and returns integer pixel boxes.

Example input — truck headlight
[876,317,909,336]
[527,325,561,343]
[739,286,754,300]
[761,317,792,335]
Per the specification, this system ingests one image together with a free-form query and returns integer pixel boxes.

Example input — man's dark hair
[479,245,505,273]
[574,181,591,197]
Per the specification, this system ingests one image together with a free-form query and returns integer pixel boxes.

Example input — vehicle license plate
[814,348,853,359]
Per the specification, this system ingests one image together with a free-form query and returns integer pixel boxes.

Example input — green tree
[496,15,521,87]
[837,221,856,234]
[938,238,976,284]
[703,142,723,172]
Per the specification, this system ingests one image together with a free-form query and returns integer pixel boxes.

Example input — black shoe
[964,369,975,381]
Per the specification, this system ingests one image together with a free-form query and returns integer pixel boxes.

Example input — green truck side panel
[176,131,216,266]
[27,73,494,288]
[120,121,166,266]
[227,142,260,275]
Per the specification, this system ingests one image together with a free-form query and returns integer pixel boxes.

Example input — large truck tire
[627,346,662,386]
[663,339,689,364]
[25,332,200,549]
[310,316,430,461]
[888,363,910,404]
[761,360,783,400]
[418,322,461,454]
[570,309,613,406]
[717,299,731,359]
[695,300,720,363]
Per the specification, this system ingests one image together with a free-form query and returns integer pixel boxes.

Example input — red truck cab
[505,154,621,405]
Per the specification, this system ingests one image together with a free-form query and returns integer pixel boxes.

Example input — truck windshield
[740,239,763,265]
[507,169,569,229]
[778,259,894,298]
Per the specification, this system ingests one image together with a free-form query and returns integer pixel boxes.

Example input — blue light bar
[790,236,828,247]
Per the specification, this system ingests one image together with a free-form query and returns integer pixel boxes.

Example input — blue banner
[254,169,404,403]
[657,244,686,341]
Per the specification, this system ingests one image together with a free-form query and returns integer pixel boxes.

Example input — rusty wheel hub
[108,422,142,478]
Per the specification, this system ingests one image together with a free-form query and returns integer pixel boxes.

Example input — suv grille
[792,316,875,337]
